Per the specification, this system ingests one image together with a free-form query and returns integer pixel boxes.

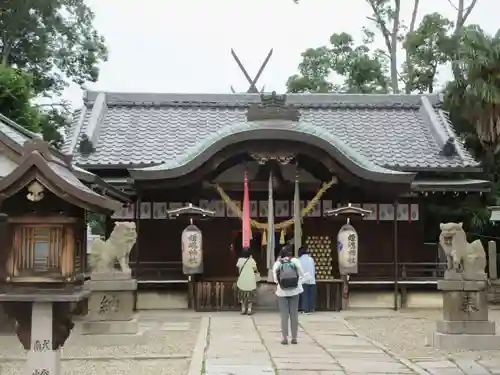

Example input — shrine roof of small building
[64,91,480,175]
[0,113,131,204]
[0,139,123,212]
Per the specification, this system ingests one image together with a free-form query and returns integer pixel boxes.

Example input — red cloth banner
[242,171,251,248]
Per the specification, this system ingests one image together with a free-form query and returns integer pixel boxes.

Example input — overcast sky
[64,0,498,106]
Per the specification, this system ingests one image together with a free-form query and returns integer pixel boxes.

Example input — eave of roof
[73,166,131,203]
[0,148,122,213]
[411,179,490,192]
[0,112,131,204]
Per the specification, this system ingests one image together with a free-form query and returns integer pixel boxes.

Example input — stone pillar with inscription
[430,222,500,350]
[26,303,61,375]
[83,221,139,337]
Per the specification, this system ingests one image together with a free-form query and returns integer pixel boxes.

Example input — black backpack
[277,258,299,289]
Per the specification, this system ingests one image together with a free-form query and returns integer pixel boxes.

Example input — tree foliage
[0,0,107,96]
[0,66,41,133]
[286,33,389,93]
[288,0,479,95]
[447,27,500,154]
[0,0,107,147]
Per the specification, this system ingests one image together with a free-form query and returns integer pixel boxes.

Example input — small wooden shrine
[0,138,121,373]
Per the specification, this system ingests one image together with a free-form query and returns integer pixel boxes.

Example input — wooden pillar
[133,194,141,311]
[393,200,399,311]
[134,194,141,277]
[489,241,497,280]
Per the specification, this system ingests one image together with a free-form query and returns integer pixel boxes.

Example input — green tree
[0,0,107,96]
[287,32,389,93]
[403,13,454,93]
[290,0,479,95]
[446,26,500,161]
[0,0,107,147]
[364,0,403,93]
[0,66,41,133]
[0,66,70,147]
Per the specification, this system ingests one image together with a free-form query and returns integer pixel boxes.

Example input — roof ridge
[0,112,72,166]
[83,90,441,108]
[0,113,42,140]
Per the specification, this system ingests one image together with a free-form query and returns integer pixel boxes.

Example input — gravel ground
[0,311,200,359]
[0,311,200,375]
[0,359,190,375]
[343,308,500,361]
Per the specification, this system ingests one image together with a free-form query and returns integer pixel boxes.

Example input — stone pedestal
[0,305,14,333]
[0,289,87,375]
[26,302,61,375]
[430,279,500,350]
[83,272,138,335]
[488,279,500,304]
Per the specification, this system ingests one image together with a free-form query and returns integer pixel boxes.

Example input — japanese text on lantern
[347,233,356,264]
[188,233,198,265]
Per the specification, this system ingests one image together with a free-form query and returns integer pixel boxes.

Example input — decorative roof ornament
[246,91,301,122]
[230,48,273,93]
[250,154,295,165]
[27,180,45,202]
[441,137,458,157]
[79,134,95,155]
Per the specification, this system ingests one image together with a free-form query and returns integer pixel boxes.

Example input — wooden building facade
[61,91,489,310]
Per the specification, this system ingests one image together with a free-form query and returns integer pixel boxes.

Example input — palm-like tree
[447,26,500,155]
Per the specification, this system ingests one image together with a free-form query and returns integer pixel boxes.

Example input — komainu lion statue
[89,221,137,274]
[439,222,487,280]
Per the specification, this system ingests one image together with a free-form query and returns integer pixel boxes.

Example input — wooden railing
[131,261,187,283]
[127,260,445,284]
[350,261,445,284]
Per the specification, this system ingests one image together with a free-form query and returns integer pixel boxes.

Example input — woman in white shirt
[298,246,316,313]
[236,248,259,315]
[272,246,304,345]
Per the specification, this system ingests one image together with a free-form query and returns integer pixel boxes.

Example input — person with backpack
[273,245,305,345]
[236,247,259,315]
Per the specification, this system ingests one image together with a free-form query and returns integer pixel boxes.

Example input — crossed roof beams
[230,48,273,94]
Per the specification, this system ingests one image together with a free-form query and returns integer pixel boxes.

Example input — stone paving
[199,312,500,375]
[3,310,500,374]
[202,313,423,375]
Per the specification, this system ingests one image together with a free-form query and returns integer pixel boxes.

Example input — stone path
[414,359,497,375]
[201,313,423,375]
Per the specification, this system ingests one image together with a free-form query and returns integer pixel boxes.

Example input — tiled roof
[64,91,480,170]
[0,113,41,146]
